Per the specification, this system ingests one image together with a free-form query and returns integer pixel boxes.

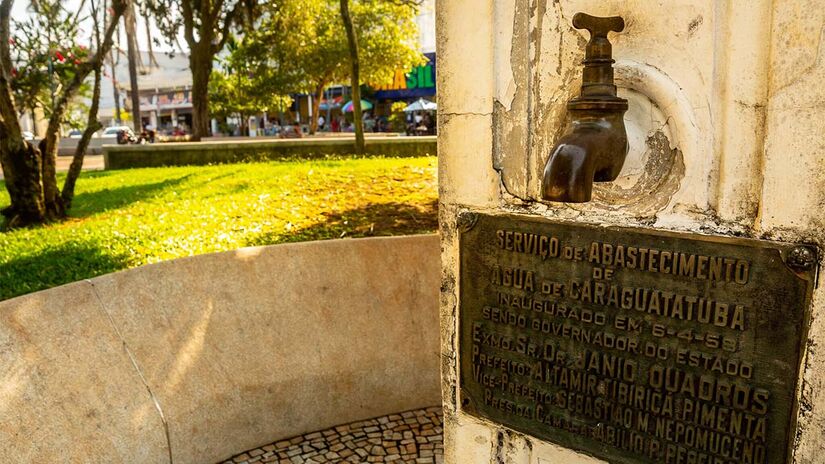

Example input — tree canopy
[9,1,92,130]
[209,38,292,134]
[217,0,424,133]
[140,0,257,140]
[0,0,126,226]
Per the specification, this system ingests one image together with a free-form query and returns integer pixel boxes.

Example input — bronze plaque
[459,213,816,464]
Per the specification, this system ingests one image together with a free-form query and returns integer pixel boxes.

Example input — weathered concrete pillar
[438,1,825,462]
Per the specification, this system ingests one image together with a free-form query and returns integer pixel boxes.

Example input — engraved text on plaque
[459,213,816,464]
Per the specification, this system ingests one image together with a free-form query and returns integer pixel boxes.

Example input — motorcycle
[117,128,158,144]
[116,128,138,145]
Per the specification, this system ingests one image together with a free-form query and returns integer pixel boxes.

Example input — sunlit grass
[0,156,438,300]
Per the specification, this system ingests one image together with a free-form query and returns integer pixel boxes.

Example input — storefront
[261,54,437,134]
[128,87,193,135]
[371,52,436,117]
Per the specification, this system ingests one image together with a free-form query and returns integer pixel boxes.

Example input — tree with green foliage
[0,0,127,227]
[141,0,258,140]
[9,4,95,131]
[209,40,292,135]
[62,0,109,209]
[338,0,422,152]
[229,0,423,136]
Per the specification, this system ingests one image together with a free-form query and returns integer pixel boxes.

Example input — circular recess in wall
[576,61,698,214]
[588,87,684,212]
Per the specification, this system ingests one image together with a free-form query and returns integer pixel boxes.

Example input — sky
[10,0,178,54]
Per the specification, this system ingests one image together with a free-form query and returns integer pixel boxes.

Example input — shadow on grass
[0,241,129,301]
[245,199,438,247]
[69,174,192,217]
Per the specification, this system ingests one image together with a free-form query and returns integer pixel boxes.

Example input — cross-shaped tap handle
[571,13,625,98]
[572,13,625,38]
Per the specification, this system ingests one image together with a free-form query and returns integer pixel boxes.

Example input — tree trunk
[0,0,46,226]
[103,0,120,125]
[339,0,364,155]
[29,107,38,136]
[309,82,326,135]
[0,134,45,227]
[109,44,122,124]
[189,46,212,141]
[40,97,69,217]
[0,0,126,227]
[144,13,159,68]
[62,60,104,209]
[111,58,122,124]
[125,0,141,132]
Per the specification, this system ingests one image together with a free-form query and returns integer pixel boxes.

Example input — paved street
[56,154,105,172]
[223,407,444,464]
[0,155,104,180]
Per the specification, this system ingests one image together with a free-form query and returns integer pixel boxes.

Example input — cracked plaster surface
[438,1,825,463]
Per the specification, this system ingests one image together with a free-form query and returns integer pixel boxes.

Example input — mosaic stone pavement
[223,406,444,464]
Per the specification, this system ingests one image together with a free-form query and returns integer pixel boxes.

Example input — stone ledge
[103,137,438,169]
[0,235,441,464]
[0,280,170,462]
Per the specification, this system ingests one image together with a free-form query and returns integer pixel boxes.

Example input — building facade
[101,51,194,134]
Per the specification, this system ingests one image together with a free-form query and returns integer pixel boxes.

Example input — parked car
[22,131,35,141]
[67,129,83,138]
[101,125,132,138]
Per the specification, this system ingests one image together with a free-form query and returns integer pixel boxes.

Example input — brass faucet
[541,13,628,203]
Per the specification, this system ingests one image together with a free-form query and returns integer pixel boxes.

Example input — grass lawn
[0,156,438,301]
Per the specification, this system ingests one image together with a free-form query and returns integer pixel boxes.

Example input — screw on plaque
[787,246,817,272]
[457,211,479,233]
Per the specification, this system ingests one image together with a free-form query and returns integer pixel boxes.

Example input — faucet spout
[541,13,629,203]
[542,112,628,202]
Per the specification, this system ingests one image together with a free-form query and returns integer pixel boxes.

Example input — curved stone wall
[0,235,441,464]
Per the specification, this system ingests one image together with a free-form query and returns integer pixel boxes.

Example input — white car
[101,126,132,137]
[22,131,34,141]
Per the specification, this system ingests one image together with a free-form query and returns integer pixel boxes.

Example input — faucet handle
[572,13,624,39]
[571,12,625,99]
